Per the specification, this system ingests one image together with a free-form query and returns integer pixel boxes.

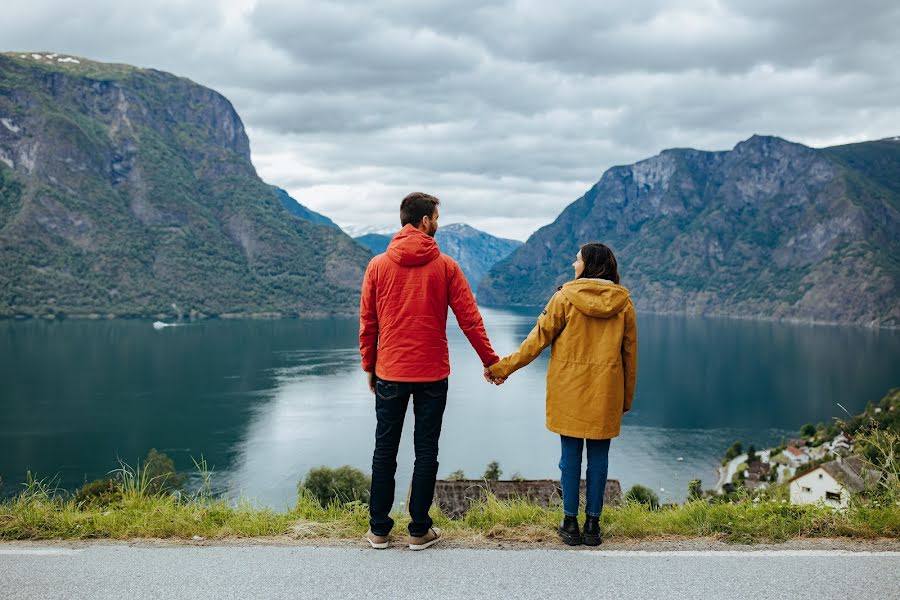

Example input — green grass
[2,477,898,544]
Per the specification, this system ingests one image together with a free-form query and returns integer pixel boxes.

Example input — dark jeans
[369,376,448,537]
[559,435,611,518]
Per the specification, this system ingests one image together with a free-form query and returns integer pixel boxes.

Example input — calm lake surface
[1,308,898,505]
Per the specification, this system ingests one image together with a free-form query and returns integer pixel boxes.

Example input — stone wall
[433,479,623,519]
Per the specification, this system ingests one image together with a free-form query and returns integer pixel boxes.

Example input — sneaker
[558,515,581,546]
[365,530,389,549]
[582,515,602,546]
[408,527,443,551]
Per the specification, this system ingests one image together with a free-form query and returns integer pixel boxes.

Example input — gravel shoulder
[5,536,899,553]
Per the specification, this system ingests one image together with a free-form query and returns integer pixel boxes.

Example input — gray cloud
[2,0,899,240]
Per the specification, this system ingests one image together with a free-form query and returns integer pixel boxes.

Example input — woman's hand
[484,364,506,385]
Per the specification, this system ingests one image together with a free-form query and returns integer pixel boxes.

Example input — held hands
[483,364,506,386]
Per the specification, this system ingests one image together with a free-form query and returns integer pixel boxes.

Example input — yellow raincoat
[489,279,637,439]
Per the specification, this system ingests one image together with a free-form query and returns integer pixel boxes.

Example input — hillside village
[713,389,897,508]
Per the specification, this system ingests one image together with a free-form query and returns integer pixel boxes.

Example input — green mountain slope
[0,52,370,319]
[478,135,900,327]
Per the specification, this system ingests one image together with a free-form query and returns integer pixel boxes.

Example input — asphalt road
[2,543,898,600]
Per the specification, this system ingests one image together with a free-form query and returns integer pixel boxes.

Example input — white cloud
[2,0,898,240]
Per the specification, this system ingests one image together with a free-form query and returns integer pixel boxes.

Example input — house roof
[789,456,881,492]
[786,446,806,457]
[747,462,770,475]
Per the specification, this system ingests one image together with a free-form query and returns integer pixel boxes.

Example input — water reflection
[1,311,897,505]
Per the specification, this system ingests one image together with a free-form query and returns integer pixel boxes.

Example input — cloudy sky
[3,1,899,239]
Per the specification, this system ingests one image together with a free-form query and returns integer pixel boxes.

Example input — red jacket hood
[386,224,441,266]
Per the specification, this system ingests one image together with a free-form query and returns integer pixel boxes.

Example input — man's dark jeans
[369,376,448,537]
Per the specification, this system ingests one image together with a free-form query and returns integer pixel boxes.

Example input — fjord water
[1,309,898,505]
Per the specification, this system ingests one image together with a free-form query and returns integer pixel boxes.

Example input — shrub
[143,448,185,495]
[300,466,371,506]
[483,461,502,480]
[74,448,182,505]
[688,479,703,501]
[625,484,659,509]
[74,478,122,507]
[447,469,466,481]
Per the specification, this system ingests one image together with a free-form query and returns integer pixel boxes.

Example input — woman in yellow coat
[488,243,637,546]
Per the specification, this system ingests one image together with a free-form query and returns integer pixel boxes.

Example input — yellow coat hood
[560,279,631,318]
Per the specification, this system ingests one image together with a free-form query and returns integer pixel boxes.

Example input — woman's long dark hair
[579,243,620,284]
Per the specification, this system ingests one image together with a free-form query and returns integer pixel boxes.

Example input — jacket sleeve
[622,300,638,411]
[489,292,567,379]
[447,260,500,367]
[359,260,378,372]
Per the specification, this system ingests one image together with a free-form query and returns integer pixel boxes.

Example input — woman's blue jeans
[559,435,611,518]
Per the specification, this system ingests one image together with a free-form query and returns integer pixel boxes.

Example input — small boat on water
[153,321,171,330]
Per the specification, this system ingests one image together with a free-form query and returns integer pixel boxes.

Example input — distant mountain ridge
[355,232,392,255]
[478,135,900,328]
[271,186,340,230]
[354,223,522,290]
[0,52,370,319]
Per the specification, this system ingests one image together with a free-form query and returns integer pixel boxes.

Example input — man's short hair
[400,192,440,227]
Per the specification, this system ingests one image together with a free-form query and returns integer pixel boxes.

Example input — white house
[789,456,879,509]
[784,445,810,467]
[829,432,853,455]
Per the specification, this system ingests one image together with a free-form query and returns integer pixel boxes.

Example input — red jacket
[359,224,499,382]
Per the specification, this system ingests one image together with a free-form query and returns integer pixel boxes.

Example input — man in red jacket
[360,192,500,550]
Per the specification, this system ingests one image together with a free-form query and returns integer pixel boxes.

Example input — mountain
[0,52,371,319]
[478,135,900,328]
[270,185,340,230]
[354,223,522,290]
[434,223,522,290]
[355,232,391,255]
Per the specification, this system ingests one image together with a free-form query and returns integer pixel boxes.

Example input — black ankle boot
[582,515,602,546]
[558,515,581,546]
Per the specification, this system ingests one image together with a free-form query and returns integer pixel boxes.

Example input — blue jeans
[559,435,611,518]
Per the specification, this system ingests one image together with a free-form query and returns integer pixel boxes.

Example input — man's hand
[366,371,376,394]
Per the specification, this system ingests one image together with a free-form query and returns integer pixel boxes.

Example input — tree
[688,479,703,501]
[723,441,743,463]
[800,423,816,438]
[511,472,526,482]
[625,484,659,509]
[447,469,466,481]
[483,461,502,480]
[301,465,371,506]
[746,445,757,465]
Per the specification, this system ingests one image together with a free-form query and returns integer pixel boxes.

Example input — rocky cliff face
[0,52,370,318]
[478,135,900,327]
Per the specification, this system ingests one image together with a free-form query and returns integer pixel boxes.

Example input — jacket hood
[560,279,631,318]
[386,224,441,266]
